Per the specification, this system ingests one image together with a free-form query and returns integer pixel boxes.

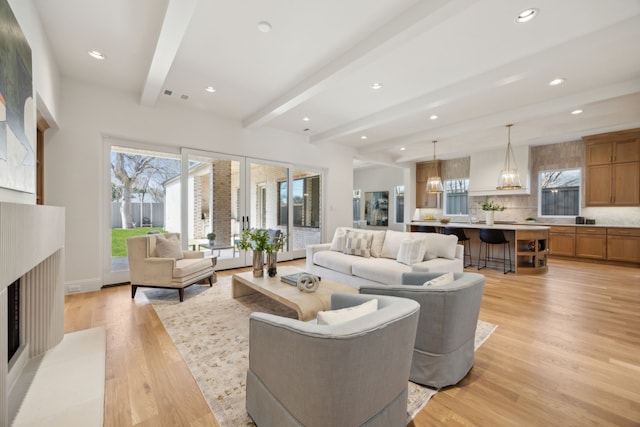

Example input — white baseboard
[64,278,102,294]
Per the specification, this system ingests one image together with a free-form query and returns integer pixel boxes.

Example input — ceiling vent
[163,89,173,96]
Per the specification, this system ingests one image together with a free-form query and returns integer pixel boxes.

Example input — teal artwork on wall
[0,0,35,194]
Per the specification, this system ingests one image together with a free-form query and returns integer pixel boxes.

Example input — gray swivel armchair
[360,272,485,388]
[246,293,420,427]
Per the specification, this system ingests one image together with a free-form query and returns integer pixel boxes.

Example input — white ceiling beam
[241,0,478,129]
[140,0,199,107]
[384,78,640,162]
[312,14,640,146]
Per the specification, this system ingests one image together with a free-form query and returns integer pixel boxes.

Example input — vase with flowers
[480,198,505,226]
[237,228,270,277]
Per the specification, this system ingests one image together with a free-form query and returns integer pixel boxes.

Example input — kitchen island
[408,221,550,274]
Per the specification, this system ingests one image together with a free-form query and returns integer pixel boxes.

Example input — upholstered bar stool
[444,227,472,267]
[478,228,513,274]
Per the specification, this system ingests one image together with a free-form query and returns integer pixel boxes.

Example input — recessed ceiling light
[430,114,438,120]
[303,116,310,122]
[371,83,383,90]
[549,78,566,86]
[205,86,216,93]
[361,135,368,140]
[400,147,406,151]
[515,8,539,23]
[88,50,105,60]
[257,21,272,33]
[571,109,583,115]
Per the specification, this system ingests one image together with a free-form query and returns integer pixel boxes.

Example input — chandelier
[426,140,444,193]
[496,124,522,190]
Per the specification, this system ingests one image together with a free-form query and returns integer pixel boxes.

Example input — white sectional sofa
[306,228,464,289]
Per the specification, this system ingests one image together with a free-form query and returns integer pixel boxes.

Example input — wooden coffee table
[231,266,356,321]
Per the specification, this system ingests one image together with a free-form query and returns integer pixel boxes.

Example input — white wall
[354,165,407,231]
[44,78,355,289]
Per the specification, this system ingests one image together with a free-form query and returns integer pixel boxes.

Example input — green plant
[237,228,270,252]
[480,198,506,211]
[266,232,288,252]
[206,232,216,241]
[525,217,536,221]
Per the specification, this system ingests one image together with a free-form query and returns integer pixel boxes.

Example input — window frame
[442,178,469,216]
[538,168,582,218]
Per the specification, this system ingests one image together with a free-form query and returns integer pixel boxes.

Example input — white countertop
[409,221,550,231]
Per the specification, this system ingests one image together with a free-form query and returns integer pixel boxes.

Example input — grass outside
[112,227,166,256]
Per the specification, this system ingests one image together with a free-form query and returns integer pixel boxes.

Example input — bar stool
[444,227,472,267]
[478,228,513,274]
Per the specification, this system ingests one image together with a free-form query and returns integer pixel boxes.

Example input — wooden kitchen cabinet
[416,160,441,208]
[584,129,640,207]
[575,227,607,260]
[607,228,640,263]
[549,225,576,257]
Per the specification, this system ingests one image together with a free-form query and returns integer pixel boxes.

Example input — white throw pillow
[423,272,455,287]
[317,298,378,325]
[396,238,428,266]
[369,230,386,258]
[155,235,184,260]
[330,227,350,252]
[343,230,372,258]
[423,233,458,260]
[380,230,413,259]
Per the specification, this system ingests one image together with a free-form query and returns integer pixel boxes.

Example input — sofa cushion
[352,257,411,285]
[316,298,378,325]
[396,238,428,266]
[411,257,463,273]
[173,257,211,277]
[380,230,414,259]
[313,250,356,275]
[422,233,458,260]
[155,235,184,260]
[343,230,372,258]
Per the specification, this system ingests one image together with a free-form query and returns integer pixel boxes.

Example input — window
[278,175,320,227]
[443,179,469,215]
[394,186,404,223]
[539,169,580,216]
[353,189,361,221]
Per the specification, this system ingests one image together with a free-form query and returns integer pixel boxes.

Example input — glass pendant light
[426,140,444,193]
[496,124,522,190]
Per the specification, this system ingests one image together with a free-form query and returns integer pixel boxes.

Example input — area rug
[144,278,497,426]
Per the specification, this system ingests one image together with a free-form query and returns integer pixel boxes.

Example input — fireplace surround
[0,202,65,426]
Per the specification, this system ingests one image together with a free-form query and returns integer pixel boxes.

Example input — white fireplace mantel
[0,202,65,426]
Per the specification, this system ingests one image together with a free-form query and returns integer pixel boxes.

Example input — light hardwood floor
[64,259,640,426]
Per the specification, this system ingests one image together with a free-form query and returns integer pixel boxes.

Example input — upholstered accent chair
[126,232,216,302]
[359,272,485,388]
[246,293,420,427]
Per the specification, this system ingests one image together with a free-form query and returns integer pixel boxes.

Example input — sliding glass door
[105,142,181,285]
[182,149,245,270]
[105,142,324,283]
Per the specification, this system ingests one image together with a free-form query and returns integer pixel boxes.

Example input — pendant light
[426,140,444,193]
[496,124,522,190]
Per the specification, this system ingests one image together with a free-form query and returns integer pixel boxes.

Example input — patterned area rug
[143,277,497,426]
